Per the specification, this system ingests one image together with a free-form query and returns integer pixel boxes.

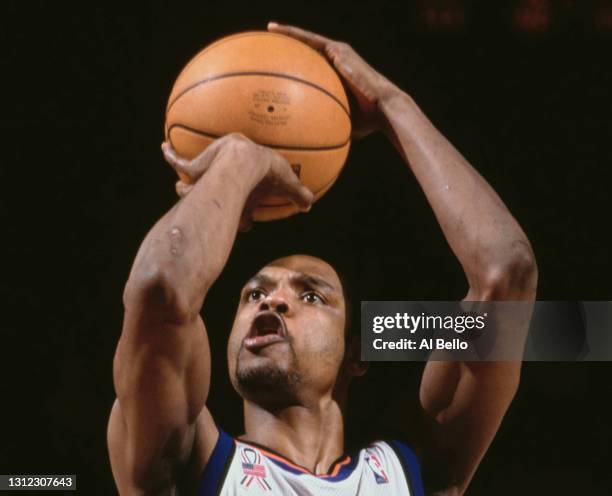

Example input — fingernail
[268,21,279,28]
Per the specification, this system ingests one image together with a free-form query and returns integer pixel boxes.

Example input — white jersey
[197,429,424,496]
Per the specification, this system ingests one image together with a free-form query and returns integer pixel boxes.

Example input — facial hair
[235,337,302,406]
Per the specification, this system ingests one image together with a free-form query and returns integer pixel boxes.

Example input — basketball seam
[166,71,351,118]
[168,123,350,151]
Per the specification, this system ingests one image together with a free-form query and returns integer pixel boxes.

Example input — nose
[259,296,289,314]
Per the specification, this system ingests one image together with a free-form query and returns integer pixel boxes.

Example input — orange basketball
[165,31,351,221]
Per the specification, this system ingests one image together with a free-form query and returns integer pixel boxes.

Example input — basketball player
[108,23,537,495]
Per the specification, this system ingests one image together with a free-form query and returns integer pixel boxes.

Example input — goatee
[235,346,302,406]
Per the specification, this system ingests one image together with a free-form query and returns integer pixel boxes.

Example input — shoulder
[196,429,234,490]
[182,409,222,492]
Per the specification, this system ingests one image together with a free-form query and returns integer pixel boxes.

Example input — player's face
[228,255,347,406]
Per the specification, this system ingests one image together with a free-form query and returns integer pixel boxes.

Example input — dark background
[2,0,611,494]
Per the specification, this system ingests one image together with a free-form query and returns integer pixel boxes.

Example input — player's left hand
[268,22,396,139]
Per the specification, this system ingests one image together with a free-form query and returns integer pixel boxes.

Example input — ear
[345,335,369,377]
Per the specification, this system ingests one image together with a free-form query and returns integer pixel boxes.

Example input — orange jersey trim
[238,441,352,478]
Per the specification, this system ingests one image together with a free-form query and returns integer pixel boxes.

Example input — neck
[240,395,345,474]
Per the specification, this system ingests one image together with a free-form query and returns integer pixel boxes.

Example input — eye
[302,291,324,304]
[246,289,266,302]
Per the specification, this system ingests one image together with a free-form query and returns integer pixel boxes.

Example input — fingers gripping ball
[165,31,351,221]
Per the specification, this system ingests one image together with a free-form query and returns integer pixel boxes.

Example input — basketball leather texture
[165,31,351,221]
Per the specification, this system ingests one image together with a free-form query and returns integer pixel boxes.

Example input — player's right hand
[162,138,226,198]
[162,134,313,230]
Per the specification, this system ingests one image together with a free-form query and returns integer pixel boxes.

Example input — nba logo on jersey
[365,446,390,484]
[240,447,271,491]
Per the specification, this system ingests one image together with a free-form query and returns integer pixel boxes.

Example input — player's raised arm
[268,22,536,300]
[359,43,536,496]
[107,133,312,494]
[378,91,537,496]
[271,23,537,495]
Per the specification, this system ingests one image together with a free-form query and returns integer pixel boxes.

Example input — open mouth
[243,311,288,351]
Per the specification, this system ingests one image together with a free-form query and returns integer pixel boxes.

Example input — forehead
[253,255,342,292]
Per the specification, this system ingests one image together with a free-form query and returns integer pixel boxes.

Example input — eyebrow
[291,274,336,293]
[244,273,276,289]
[243,272,337,293]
